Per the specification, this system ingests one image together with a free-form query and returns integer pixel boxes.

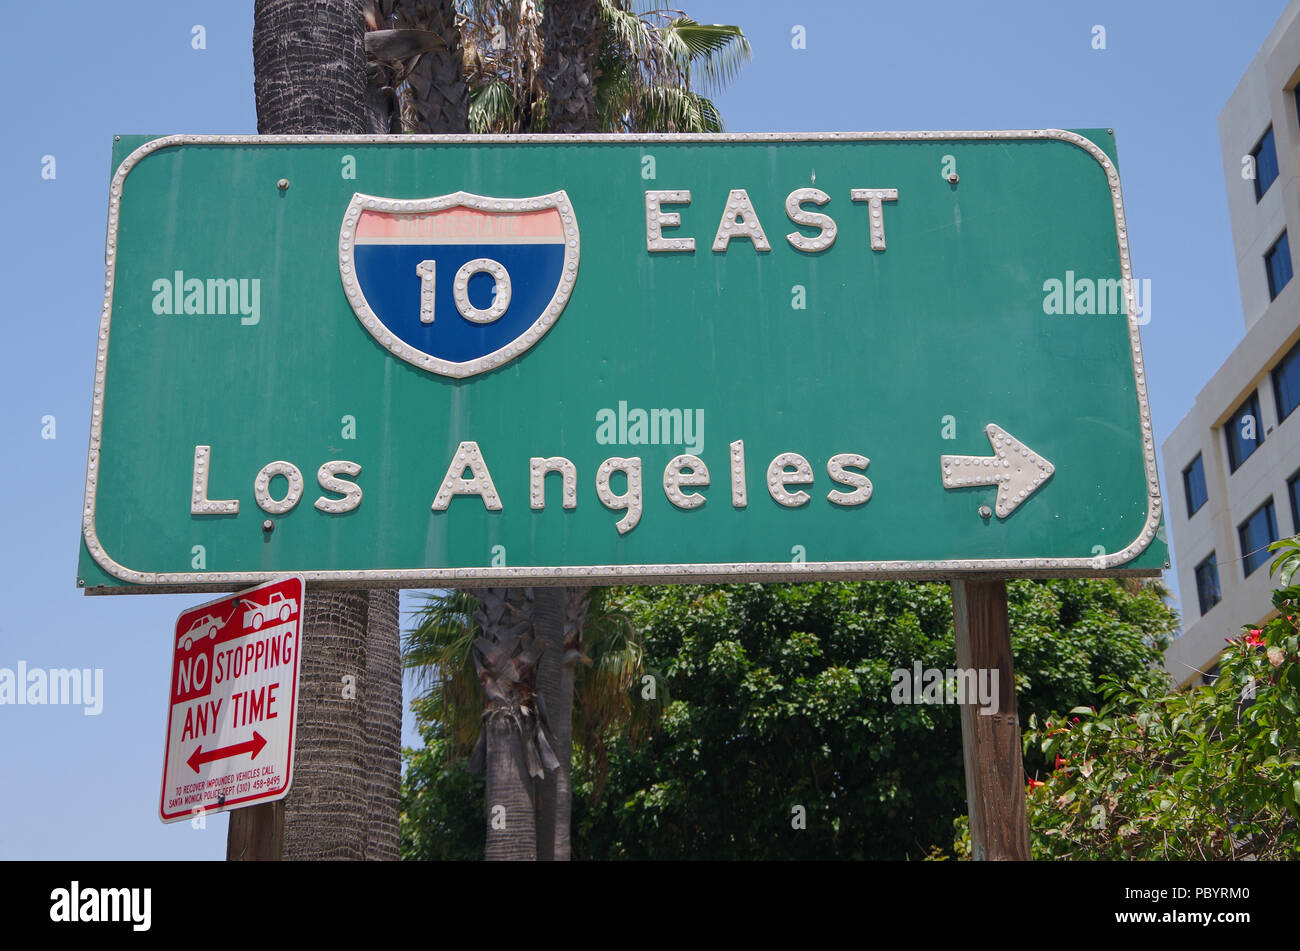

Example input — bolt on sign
[160,576,303,822]
[79,131,1165,593]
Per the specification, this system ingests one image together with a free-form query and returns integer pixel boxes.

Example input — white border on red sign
[159,574,305,822]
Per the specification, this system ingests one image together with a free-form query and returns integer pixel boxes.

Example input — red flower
[1054,754,1067,769]
[1027,778,1045,790]
[1245,629,1265,648]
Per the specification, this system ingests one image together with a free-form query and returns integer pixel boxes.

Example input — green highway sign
[78,131,1165,593]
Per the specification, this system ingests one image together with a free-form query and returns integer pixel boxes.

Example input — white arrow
[941,423,1055,518]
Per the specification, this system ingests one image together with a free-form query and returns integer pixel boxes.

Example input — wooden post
[951,579,1031,860]
[226,801,284,861]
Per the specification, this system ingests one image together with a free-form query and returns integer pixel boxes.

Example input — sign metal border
[82,130,1162,593]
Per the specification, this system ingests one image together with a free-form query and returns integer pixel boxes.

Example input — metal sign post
[953,580,1031,860]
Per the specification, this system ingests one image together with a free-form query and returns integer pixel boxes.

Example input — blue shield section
[353,242,566,364]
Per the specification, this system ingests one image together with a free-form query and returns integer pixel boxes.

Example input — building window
[1289,468,1300,536]
[1225,390,1264,472]
[1253,126,1279,200]
[1266,230,1293,300]
[1182,454,1208,518]
[1238,498,1278,577]
[1274,336,1300,424]
[1195,553,1221,615]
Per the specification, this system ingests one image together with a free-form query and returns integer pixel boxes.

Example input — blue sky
[0,0,1288,859]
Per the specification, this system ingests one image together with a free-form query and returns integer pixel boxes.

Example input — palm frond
[592,4,747,132]
[469,77,518,131]
[634,84,723,133]
[569,587,665,800]
[686,90,722,132]
[599,0,657,60]
[663,19,750,96]
[403,589,483,754]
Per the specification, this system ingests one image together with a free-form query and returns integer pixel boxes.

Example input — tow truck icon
[241,590,300,631]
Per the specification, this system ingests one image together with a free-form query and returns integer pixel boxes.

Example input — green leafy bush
[1023,538,1300,860]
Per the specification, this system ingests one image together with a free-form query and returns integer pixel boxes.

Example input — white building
[1162,2,1300,687]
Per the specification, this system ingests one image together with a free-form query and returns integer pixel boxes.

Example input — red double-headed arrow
[186,731,267,773]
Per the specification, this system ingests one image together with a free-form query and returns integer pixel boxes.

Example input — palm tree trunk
[534,587,592,860]
[280,590,370,859]
[559,588,591,860]
[363,588,402,859]
[532,587,565,860]
[485,716,538,861]
[473,586,545,861]
[253,0,401,860]
[254,0,369,134]
[540,0,605,133]
[531,0,604,859]
[394,0,470,132]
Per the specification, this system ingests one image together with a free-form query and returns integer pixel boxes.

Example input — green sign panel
[79,131,1165,593]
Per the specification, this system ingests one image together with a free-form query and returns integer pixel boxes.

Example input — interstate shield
[339,189,579,378]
